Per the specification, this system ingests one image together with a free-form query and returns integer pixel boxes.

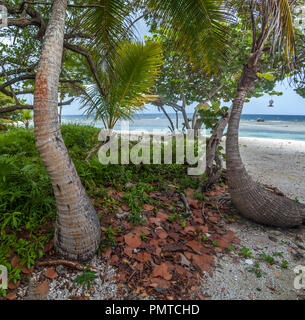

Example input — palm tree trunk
[33,0,101,261]
[226,60,305,227]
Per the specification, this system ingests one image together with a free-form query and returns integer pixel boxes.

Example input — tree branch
[0,104,33,113]
[64,42,107,99]
[0,1,46,39]
[0,99,74,114]
[0,63,37,78]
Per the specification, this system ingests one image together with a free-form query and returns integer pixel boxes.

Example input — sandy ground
[238,137,305,203]
[201,220,305,300]
[200,137,305,300]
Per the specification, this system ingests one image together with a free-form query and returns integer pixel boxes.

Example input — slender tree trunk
[181,107,191,130]
[193,117,204,137]
[192,109,199,129]
[33,0,101,261]
[160,105,175,132]
[205,106,232,187]
[175,110,179,130]
[181,93,191,130]
[226,58,305,227]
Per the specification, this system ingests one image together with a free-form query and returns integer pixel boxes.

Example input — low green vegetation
[259,253,276,264]
[74,265,98,290]
[0,128,56,294]
[100,225,123,252]
[240,247,253,258]
[246,263,264,279]
[0,124,202,296]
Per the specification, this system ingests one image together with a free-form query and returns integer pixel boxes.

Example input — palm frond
[112,41,163,108]
[81,41,163,129]
[277,0,296,61]
[146,0,230,68]
[252,0,296,63]
[81,0,133,66]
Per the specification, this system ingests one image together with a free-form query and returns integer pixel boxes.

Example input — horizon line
[62,113,305,117]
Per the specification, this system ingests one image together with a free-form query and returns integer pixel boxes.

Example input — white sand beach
[237,137,305,203]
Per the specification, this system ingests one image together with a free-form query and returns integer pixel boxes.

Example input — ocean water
[61,113,305,141]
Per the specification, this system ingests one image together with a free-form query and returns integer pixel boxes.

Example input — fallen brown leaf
[152,263,172,281]
[10,256,21,269]
[21,265,34,274]
[143,204,154,211]
[192,254,214,272]
[6,291,17,300]
[8,280,20,290]
[155,227,168,239]
[36,280,50,296]
[45,267,58,279]
[124,233,142,248]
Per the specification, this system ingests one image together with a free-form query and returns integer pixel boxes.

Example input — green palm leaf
[112,41,162,108]
[81,41,163,129]
[81,0,134,65]
[146,0,229,68]
[276,0,296,61]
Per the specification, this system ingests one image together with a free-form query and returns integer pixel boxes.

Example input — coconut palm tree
[81,41,163,130]
[33,0,101,261]
[226,0,305,227]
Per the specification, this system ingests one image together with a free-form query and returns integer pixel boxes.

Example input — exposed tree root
[213,193,231,206]
[228,168,305,228]
[36,259,104,272]
[36,259,83,271]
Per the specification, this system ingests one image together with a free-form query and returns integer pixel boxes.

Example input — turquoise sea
[61,113,305,142]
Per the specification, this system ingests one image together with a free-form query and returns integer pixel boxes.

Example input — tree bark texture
[33,0,101,261]
[226,58,305,227]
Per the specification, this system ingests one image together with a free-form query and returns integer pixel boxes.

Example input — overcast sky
[60,17,304,116]
[61,81,304,116]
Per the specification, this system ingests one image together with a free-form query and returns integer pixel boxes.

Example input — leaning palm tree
[81,41,163,130]
[226,0,305,227]
[33,0,102,261]
[32,0,139,260]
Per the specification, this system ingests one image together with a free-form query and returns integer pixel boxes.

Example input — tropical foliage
[81,41,163,129]
[0,0,305,299]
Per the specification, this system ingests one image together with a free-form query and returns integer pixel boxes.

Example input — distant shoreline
[13,114,305,141]
[62,113,305,118]
[61,114,305,142]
